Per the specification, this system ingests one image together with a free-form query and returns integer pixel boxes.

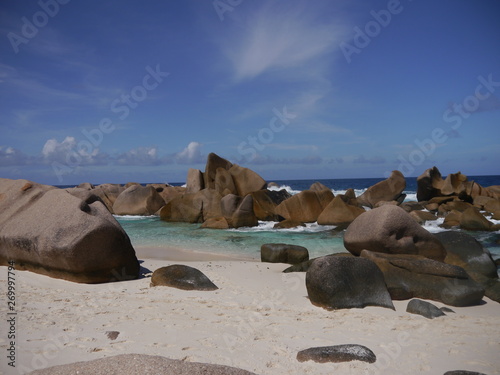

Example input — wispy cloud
[219,1,347,82]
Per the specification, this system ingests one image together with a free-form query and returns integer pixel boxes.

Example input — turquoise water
[114,177,500,261]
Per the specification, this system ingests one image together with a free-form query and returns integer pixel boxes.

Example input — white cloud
[0,146,31,166]
[116,146,161,166]
[41,137,108,165]
[220,2,347,82]
[175,142,204,164]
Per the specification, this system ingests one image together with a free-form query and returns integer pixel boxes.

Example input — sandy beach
[1,246,499,375]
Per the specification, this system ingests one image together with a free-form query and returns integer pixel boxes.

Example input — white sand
[1,252,499,375]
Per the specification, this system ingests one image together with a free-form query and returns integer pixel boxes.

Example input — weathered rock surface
[201,217,229,229]
[159,193,202,223]
[344,205,446,261]
[417,166,444,201]
[297,344,376,364]
[261,243,309,264]
[151,265,218,291]
[0,179,140,283]
[229,164,267,196]
[113,185,165,215]
[273,219,305,229]
[275,190,333,223]
[251,189,291,221]
[317,196,365,225]
[186,168,204,194]
[27,354,257,375]
[231,194,258,228]
[305,255,395,310]
[204,153,233,190]
[360,250,485,306]
[459,207,494,231]
[406,299,446,319]
[356,170,406,208]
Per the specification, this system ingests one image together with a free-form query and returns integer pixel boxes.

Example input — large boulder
[356,170,406,208]
[231,194,258,228]
[406,299,446,319]
[261,243,309,264]
[0,179,139,283]
[360,250,484,306]
[113,185,165,215]
[27,353,257,375]
[151,265,218,291]
[214,167,237,196]
[436,231,500,303]
[193,189,223,221]
[95,183,125,208]
[159,193,202,223]
[229,164,267,196]
[275,190,333,223]
[185,168,204,194]
[251,189,291,221]
[344,205,446,261]
[317,196,365,226]
[417,167,444,201]
[459,207,494,231]
[305,255,395,310]
[204,153,233,190]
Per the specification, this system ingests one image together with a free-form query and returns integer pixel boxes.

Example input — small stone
[105,331,120,340]
[406,299,446,319]
[297,344,376,364]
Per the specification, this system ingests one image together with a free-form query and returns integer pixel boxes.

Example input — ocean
[106,176,500,261]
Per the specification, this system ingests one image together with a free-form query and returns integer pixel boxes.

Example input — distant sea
[59,176,500,261]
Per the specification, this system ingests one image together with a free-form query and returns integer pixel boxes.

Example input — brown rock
[417,166,444,201]
[409,210,437,224]
[151,265,218,291]
[251,189,291,221]
[186,168,204,194]
[159,194,202,223]
[214,167,237,195]
[356,170,406,208]
[201,217,229,229]
[273,220,306,229]
[460,207,493,231]
[231,195,258,228]
[309,181,330,192]
[113,185,165,215]
[442,210,462,228]
[275,190,333,223]
[204,153,233,190]
[228,164,267,196]
[317,196,365,226]
[193,189,223,221]
[0,178,139,283]
[220,194,241,222]
[344,205,446,261]
[95,183,125,208]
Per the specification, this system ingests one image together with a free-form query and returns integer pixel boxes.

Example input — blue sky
[1,0,499,185]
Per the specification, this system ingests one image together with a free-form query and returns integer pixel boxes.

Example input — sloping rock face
[275,190,333,223]
[0,179,140,283]
[251,189,291,221]
[356,170,406,208]
[406,299,446,319]
[317,196,365,226]
[305,255,395,310]
[113,184,165,215]
[360,250,484,306]
[344,205,446,261]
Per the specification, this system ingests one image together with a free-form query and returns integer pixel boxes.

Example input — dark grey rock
[261,243,309,264]
[305,255,395,310]
[297,344,376,364]
[443,371,488,375]
[360,250,484,307]
[406,299,446,319]
[151,265,218,291]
